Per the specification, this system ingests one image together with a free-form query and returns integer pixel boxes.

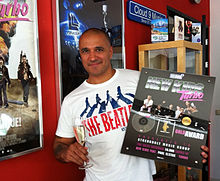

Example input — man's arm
[53,136,89,166]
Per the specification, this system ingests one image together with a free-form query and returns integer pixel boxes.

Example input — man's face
[169,104,173,110]
[79,32,113,82]
[9,21,17,37]
[2,23,10,33]
[0,59,3,66]
[22,57,27,63]
[185,101,190,106]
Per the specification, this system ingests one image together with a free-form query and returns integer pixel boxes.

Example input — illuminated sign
[127,0,166,26]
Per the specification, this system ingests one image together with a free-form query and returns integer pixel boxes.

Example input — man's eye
[81,49,88,54]
[96,48,104,52]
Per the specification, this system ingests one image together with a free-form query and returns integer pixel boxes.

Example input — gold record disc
[182,116,192,126]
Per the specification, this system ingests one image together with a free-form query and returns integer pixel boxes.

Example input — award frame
[121,68,215,169]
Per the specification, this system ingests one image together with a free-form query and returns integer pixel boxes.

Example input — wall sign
[127,0,166,26]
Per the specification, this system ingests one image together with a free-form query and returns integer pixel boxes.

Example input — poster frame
[52,0,126,114]
[0,0,43,161]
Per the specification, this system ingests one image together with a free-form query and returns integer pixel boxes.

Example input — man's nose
[88,51,97,61]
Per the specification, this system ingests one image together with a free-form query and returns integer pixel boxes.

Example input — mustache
[88,59,102,65]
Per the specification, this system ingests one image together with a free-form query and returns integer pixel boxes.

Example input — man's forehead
[79,39,109,50]
[80,32,109,44]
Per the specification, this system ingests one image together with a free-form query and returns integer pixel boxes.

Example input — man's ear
[109,46,113,59]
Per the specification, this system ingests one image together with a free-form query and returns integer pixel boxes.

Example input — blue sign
[127,0,166,26]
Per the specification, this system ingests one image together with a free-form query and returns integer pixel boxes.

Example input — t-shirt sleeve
[55,98,75,138]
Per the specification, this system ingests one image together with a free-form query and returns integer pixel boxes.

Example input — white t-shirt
[144,99,153,107]
[56,69,156,181]
[140,98,153,112]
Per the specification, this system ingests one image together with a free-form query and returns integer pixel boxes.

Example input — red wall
[0,0,209,181]
[0,1,84,181]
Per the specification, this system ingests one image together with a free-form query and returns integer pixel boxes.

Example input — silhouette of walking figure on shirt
[106,90,120,109]
[80,86,134,118]
[80,97,91,118]
[116,86,133,104]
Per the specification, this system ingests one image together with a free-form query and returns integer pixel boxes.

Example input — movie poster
[121,68,215,169]
[56,0,124,100]
[0,0,43,161]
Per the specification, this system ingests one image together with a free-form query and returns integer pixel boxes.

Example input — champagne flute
[73,117,93,170]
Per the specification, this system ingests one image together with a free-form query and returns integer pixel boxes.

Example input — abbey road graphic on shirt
[80,86,134,118]
[80,86,134,137]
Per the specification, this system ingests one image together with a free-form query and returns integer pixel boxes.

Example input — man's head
[0,21,17,38]
[0,21,10,33]
[147,95,151,100]
[22,55,27,63]
[169,104,173,110]
[8,21,17,37]
[185,101,190,107]
[79,28,114,84]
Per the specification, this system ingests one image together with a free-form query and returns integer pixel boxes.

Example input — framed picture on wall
[52,0,125,106]
[0,0,43,161]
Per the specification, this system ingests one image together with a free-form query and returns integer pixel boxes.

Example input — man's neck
[87,69,116,84]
